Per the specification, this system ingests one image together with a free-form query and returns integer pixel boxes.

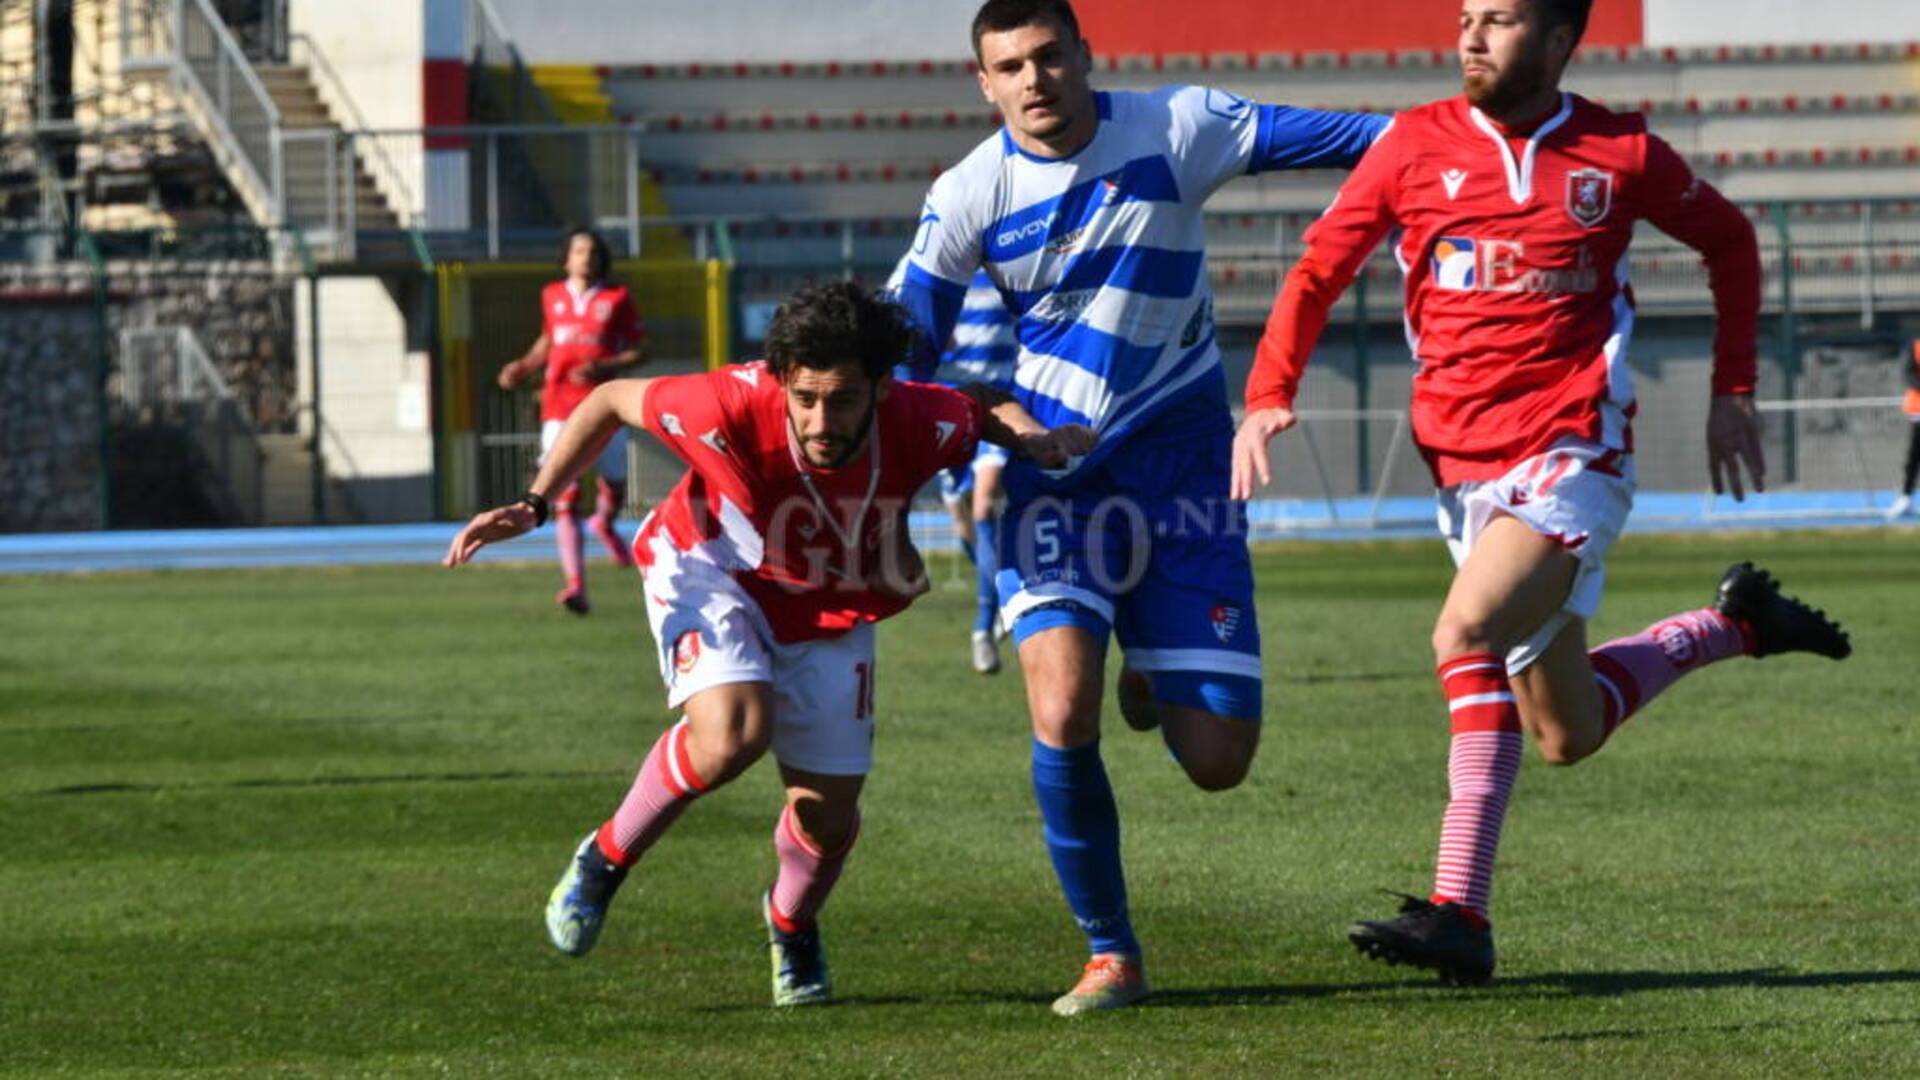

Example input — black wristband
[518,491,550,528]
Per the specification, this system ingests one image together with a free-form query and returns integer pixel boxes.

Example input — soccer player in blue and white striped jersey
[891,261,1019,673]
[891,0,1388,1016]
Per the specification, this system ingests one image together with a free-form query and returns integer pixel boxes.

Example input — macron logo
[730,367,761,388]
[935,420,957,446]
[698,429,728,454]
[660,413,685,436]
[1441,169,1469,199]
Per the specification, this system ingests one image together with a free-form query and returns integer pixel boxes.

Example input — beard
[791,397,877,469]
[1463,48,1552,115]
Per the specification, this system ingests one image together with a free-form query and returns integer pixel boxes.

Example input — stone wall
[0,300,105,533]
[0,259,297,531]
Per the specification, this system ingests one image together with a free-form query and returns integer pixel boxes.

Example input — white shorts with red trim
[639,533,877,776]
[539,420,629,484]
[1435,437,1636,674]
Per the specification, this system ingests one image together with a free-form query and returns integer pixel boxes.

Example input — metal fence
[116,325,264,524]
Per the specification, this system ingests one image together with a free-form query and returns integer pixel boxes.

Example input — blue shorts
[993,395,1262,720]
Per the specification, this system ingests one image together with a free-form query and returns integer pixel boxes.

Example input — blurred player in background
[1235,0,1851,987]
[447,282,1091,1007]
[497,227,650,615]
[892,0,1388,1015]
[1887,339,1920,519]
[889,260,1019,673]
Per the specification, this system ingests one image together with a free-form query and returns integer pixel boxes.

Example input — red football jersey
[539,281,647,421]
[636,362,984,643]
[1248,93,1760,485]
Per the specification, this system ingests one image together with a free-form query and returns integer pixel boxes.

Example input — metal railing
[267,121,1920,288]
[115,325,265,525]
[286,33,419,232]
[468,0,562,126]
[118,0,283,227]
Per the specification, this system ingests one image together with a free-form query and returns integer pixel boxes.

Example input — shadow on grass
[1145,967,1920,1008]
[692,995,930,1014]
[694,967,1920,1014]
[23,768,623,796]
[1289,670,1428,686]
[1537,1014,1920,1043]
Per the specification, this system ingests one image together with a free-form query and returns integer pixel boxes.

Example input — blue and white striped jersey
[895,86,1386,475]
[887,262,1017,391]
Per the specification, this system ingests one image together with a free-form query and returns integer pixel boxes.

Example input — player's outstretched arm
[955,382,1096,468]
[498,334,550,389]
[1248,105,1391,173]
[566,339,651,385]
[1232,250,1355,500]
[444,378,655,566]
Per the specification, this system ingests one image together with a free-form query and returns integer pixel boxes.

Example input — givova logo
[1431,237,1477,290]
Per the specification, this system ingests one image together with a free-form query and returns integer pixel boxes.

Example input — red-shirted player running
[448,282,1092,1007]
[497,228,650,614]
[1232,0,1851,986]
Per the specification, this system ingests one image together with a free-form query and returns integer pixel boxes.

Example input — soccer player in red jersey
[497,228,650,615]
[1233,0,1851,985]
[1888,340,1920,519]
[448,283,1092,1006]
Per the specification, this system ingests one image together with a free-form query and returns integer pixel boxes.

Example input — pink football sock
[767,803,859,932]
[555,498,587,594]
[596,720,709,867]
[1430,653,1524,923]
[1589,608,1752,736]
[590,478,633,567]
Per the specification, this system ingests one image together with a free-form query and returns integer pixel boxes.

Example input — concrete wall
[296,277,435,521]
[494,0,983,64]
[1643,0,1920,47]
[289,0,428,208]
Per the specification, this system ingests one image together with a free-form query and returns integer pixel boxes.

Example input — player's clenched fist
[1019,423,1096,469]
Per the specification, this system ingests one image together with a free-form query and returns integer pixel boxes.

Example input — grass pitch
[1,530,1915,1078]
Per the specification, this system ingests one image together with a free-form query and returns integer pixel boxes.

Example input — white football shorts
[1434,437,1636,674]
[539,419,629,483]
[638,531,877,776]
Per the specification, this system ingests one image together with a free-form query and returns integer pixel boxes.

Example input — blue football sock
[958,535,976,567]
[1030,738,1138,956]
[972,515,999,634]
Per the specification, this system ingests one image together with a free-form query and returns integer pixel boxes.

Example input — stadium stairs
[254,64,403,238]
[525,64,690,259]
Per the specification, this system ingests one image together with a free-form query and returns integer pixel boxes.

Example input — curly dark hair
[763,281,916,383]
[1536,0,1594,54]
[971,0,1082,58]
[559,226,611,282]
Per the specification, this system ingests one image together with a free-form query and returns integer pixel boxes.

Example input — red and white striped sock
[768,804,859,933]
[1589,608,1753,738]
[1430,653,1525,924]
[595,719,709,868]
